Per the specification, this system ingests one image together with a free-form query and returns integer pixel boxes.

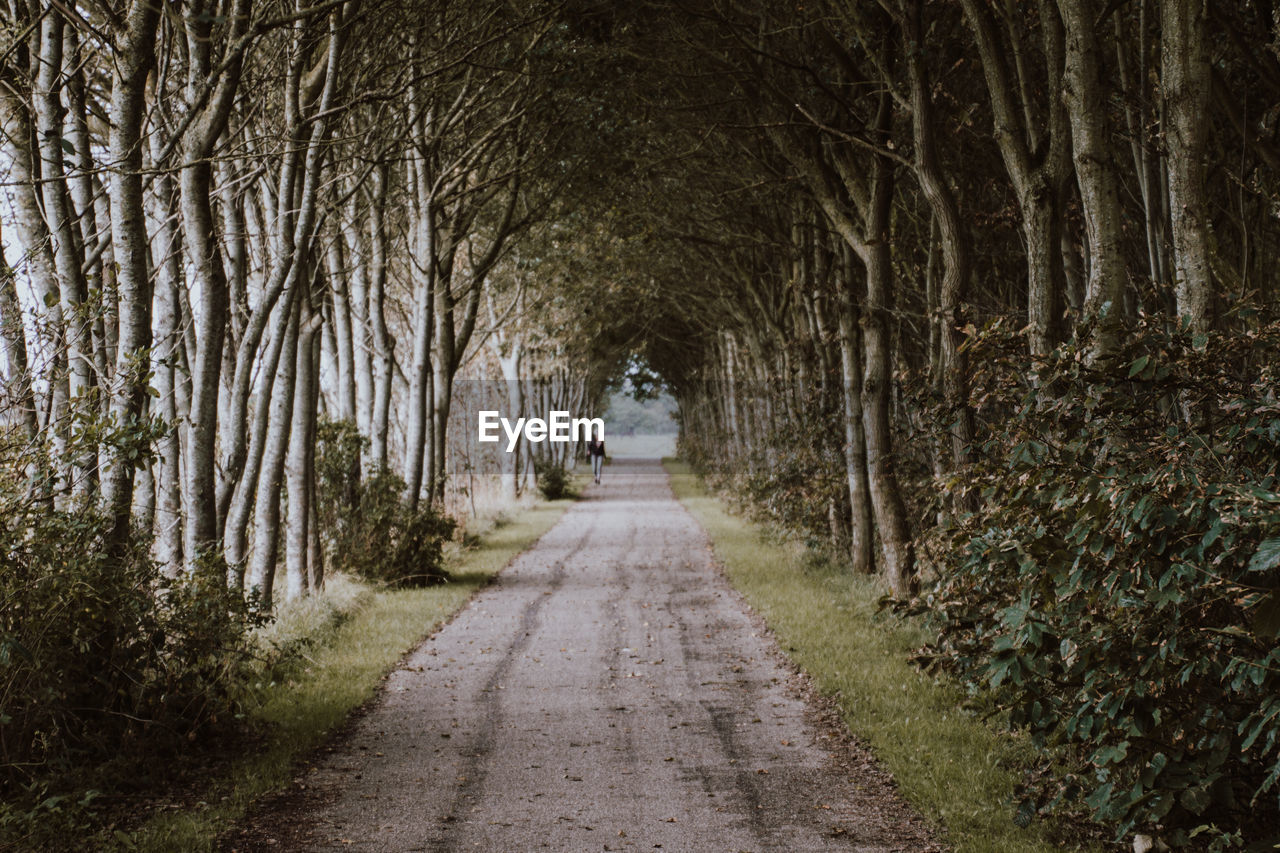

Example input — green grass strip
[665,459,1070,853]
[117,499,570,853]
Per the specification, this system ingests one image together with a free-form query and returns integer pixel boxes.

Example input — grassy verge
[665,459,1080,853]
[116,499,570,853]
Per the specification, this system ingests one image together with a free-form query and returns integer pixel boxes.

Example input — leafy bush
[535,457,570,500]
[315,419,456,586]
[912,317,1280,846]
[742,402,849,544]
[681,385,851,548]
[0,508,250,792]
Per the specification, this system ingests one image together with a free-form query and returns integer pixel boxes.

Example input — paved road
[229,460,940,852]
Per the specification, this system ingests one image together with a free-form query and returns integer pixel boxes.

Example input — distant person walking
[587,438,606,484]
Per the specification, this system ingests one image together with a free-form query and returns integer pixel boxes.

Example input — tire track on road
[227,460,944,852]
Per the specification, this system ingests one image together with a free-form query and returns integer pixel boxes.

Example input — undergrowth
[109,498,569,853]
[907,318,1280,849]
[0,498,570,853]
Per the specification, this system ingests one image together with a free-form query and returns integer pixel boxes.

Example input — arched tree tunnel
[2,0,1280,844]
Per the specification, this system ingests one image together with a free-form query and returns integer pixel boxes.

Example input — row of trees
[0,1,632,811]
[630,0,1271,591]
[0,0,619,608]
[565,0,1280,844]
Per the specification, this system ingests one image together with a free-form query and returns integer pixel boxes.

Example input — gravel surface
[224,459,943,852]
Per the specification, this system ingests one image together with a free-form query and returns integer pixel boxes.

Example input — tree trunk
[35,15,94,498]
[101,0,161,546]
[180,154,230,573]
[958,0,1070,355]
[343,196,375,441]
[0,70,68,480]
[430,281,454,504]
[66,26,112,401]
[402,246,434,510]
[147,128,186,576]
[1024,192,1065,355]
[837,287,874,575]
[861,101,915,597]
[402,134,436,510]
[225,286,300,587]
[286,300,322,601]
[1161,0,1215,334]
[368,163,394,470]
[0,236,37,445]
[901,0,973,476]
[498,351,522,502]
[327,232,358,421]
[247,296,301,612]
[1058,0,1128,363]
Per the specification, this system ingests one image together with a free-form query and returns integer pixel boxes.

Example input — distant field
[606,433,676,458]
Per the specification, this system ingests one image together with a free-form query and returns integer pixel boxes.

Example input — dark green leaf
[1248,538,1280,573]
[1178,784,1213,816]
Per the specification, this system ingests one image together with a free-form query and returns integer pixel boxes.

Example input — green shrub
[535,458,570,500]
[0,509,250,794]
[680,385,851,547]
[315,419,456,586]
[744,399,848,544]
[912,317,1280,846]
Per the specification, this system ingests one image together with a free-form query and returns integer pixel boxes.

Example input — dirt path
[225,460,942,852]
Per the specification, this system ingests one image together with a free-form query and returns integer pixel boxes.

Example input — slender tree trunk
[0,236,37,444]
[220,158,251,349]
[1162,0,1215,333]
[147,129,186,575]
[247,296,301,611]
[402,184,435,510]
[343,197,375,440]
[134,455,155,534]
[327,232,358,421]
[176,0,255,571]
[959,0,1070,355]
[286,299,322,601]
[837,288,874,575]
[861,102,915,597]
[0,73,67,478]
[101,0,161,545]
[1058,0,1127,362]
[902,0,973,476]
[1025,193,1065,355]
[498,350,522,502]
[225,286,299,586]
[180,154,230,572]
[1115,10,1167,293]
[368,163,394,470]
[35,15,95,498]
[430,333,453,503]
[65,26,111,401]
